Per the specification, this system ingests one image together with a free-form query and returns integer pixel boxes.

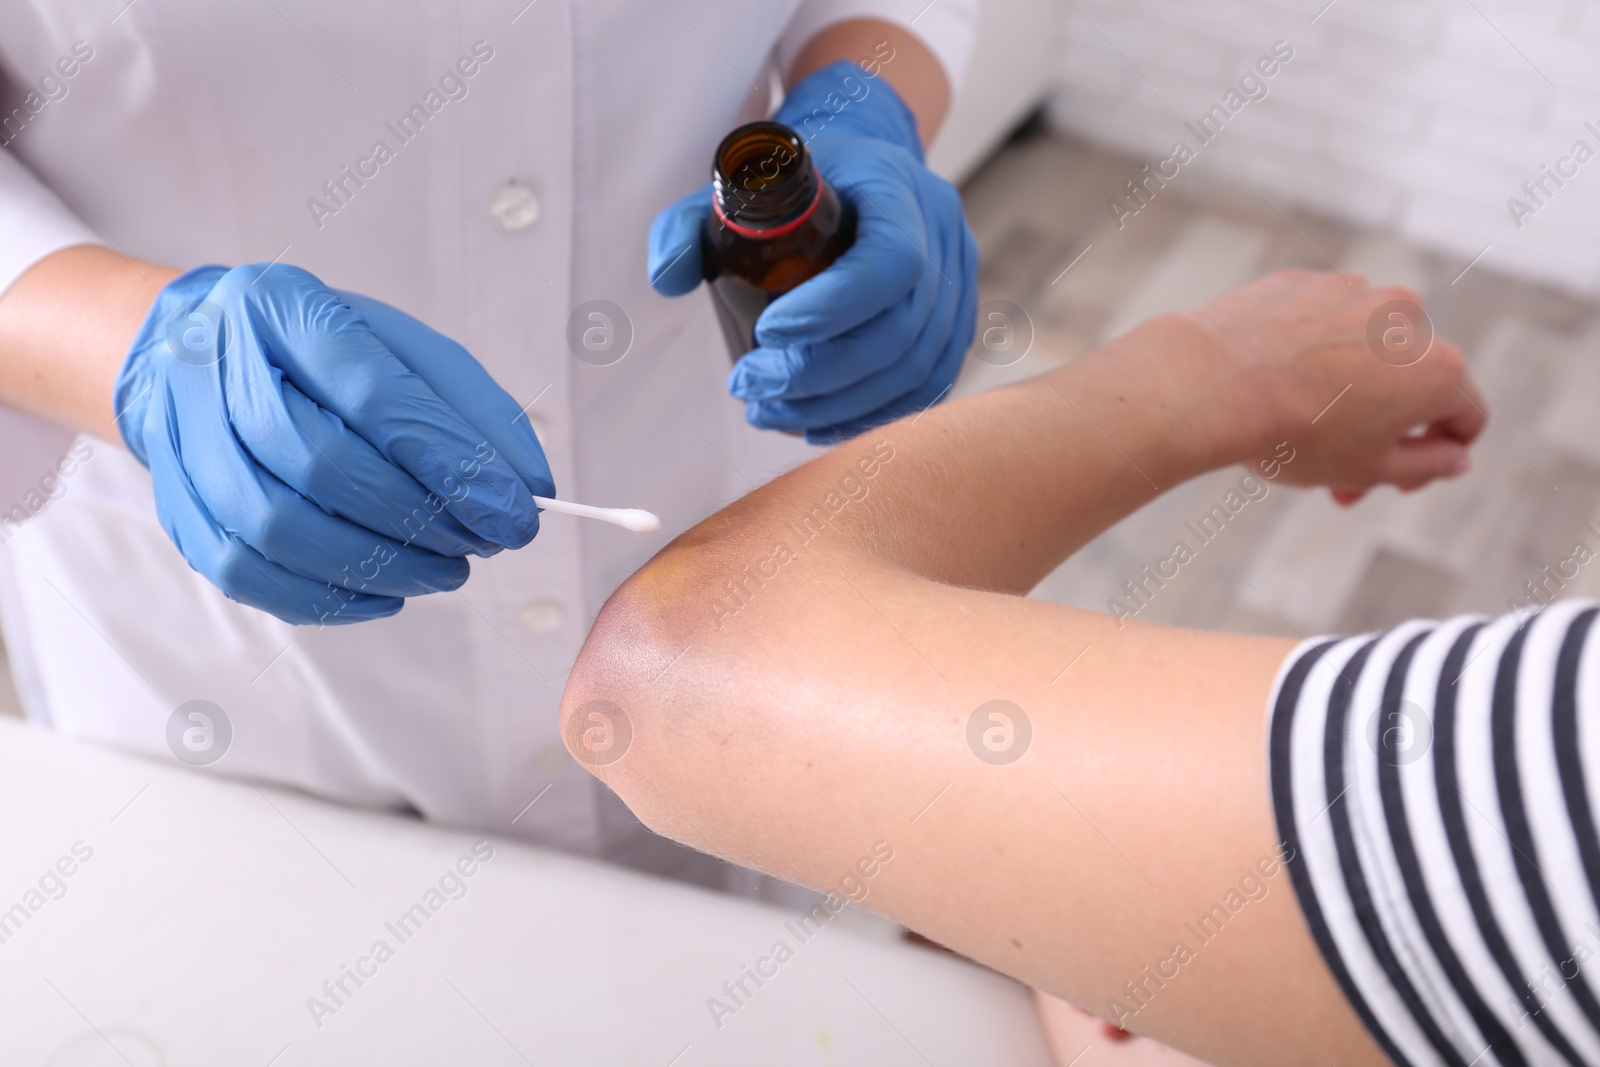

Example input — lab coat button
[488,182,540,231]
[519,599,565,634]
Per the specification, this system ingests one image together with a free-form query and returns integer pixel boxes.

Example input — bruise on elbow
[556,538,723,837]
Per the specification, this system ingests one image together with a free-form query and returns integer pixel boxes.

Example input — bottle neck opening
[711,121,821,236]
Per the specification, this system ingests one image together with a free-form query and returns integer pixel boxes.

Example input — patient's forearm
[681,267,1486,598]
[688,314,1259,597]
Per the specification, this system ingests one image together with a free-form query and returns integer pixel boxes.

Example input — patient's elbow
[559,572,668,777]
[557,542,719,830]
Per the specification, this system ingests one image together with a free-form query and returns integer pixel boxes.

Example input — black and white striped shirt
[1269,601,1600,1067]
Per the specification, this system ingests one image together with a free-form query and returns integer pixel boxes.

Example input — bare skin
[560,271,1489,1066]
[0,246,177,441]
[0,23,945,447]
[787,17,951,142]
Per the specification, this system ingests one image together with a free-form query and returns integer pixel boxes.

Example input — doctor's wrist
[778,57,925,160]
[112,264,231,463]
[785,20,950,147]
[0,244,180,444]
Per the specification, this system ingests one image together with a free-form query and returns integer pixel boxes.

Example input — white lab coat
[0,0,973,873]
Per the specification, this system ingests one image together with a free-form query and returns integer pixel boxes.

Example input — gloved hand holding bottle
[112,263,554,625]
[648,58,980,444]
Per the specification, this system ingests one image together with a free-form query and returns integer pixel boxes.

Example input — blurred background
[935,0,1600,285]
[945,0,1600,643]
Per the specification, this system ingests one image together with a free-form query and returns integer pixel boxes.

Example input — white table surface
[0,718,1053,1066]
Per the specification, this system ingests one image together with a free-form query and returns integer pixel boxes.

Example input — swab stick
[532,496,661,534]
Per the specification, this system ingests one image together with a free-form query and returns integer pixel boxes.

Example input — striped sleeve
[1268,601,1600,1067]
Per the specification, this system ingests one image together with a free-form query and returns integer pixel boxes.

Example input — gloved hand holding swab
[532,496,661,534]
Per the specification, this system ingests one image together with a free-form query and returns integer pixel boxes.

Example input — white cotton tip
[606,509,663,534]
[532,496,662,534]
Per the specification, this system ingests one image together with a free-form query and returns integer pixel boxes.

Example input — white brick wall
[1046,0,1600,295]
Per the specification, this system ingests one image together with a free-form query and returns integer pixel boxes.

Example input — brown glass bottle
[703,120,856,361]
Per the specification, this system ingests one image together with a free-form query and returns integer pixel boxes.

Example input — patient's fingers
[1330,487,1367,507]
[1373,432,1473,490]
[1412,336,1489,443]
[1102,1020,1135,1042]
[1331,413,1474,503]
[1434,377,1490,444]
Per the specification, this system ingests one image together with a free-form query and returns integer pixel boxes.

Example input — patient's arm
[562,271,1485,1066]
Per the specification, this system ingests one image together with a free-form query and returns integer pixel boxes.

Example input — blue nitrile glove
[648,59,979,444]
[114,263,555,625]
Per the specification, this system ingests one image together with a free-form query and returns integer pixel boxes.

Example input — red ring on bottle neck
[713,178,824,240]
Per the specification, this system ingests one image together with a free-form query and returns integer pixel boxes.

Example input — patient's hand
[1172,269,1486,498]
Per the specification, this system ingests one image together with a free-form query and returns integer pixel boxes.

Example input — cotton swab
[532,496,661,534]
